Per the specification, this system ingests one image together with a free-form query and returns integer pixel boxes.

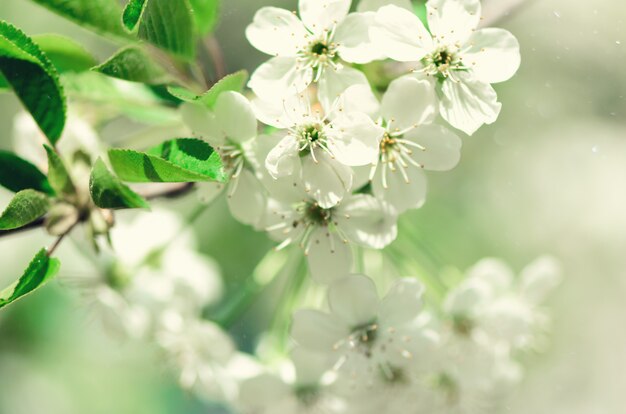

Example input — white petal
[358,0,413,12]
[318,65,369,114]
[336,84,381,119]
[463,28,521,84]
[291,309,349,352]
[291,347,333,384]
[301,153,353,208]
[180,102,224,147]
[371,5,433,62]
[519,256,562,305]
[328,274,380,327]
[439,72,502,135]
[335,12,383,64]
[265,134,300,178]
[381,76,437,131]
[335,194,398,249]
[227,169,267,228]
[326,112,384,166]
[426,0,481,43]
[252,93,311,129]
[444,278,492,315]
[372,162,428,213]
[379,278,424,327]
[196,181,225,204]
[249,56,313,102]
[299,0,351,35]
[215,92,258,143]
[403,124,462,171]
[246,7,308,56]
[307,228,354,284]
[239,374,290,408]
[467,258,514,292]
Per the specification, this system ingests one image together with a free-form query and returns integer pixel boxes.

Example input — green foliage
[44,145,76,197]
[0,151,55,195]
[168,70,247,108]
[89,158,150,210]
[0,249,61,309]
[94,45,170,84]
[122,0,148,31]
[0,190,50,231]
[137,0,197,60]
[32,34,97,73]
[108,138,226,183]
[30,0,130,39]
[0,21,66,144]
[189,0,220,35]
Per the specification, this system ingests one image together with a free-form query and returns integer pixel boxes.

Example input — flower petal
[318,65,369,114]
[227,169,267,228]
[463,28,521,84]
[214,92,258,143]
[328,274,380,327]
[337,84,381,119]
[439,72,502,135]
[403,124,462,171]
[299,0,351,35]
[519,256,562,305]
[246,7,308,56]
[381,76,437,131]
[371,5,433,62]
[372,162,428,213]
[301,152,353,208]
[426,0,481,43]
[291,309,349,352]
[326,112,384,166]
[335,194,398,249]
[180,102,224,147]
[335,12,383,64]
[196,181,225,204]
[307,228,354,284]
[467,258,514,292]
[379,278,424,327]
[265,134,300,178]
[291,347,333,384]
[358,0,413,12]
[239,374,291,409]
[249,56,313,101]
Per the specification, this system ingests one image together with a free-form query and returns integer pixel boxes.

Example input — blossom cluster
[183,0,520,282]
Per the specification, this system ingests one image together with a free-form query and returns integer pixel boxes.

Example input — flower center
[298,34,339,81]
[294,384,321,407]
[422,46,463,80]
[350,321,379,355]
[452,314,475,336]
[376,131,425,188]
[302,201,333,227]
[293,123,334,162]
[218,139,245,176]
[380,365,408,385]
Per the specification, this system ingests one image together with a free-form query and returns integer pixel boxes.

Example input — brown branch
[204,36,227,81]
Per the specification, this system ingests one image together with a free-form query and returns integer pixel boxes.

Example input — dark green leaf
[32,34,97,73]
[189,0,219,35]
[167,70,247,108]
[0,151,55,195]
[122,0,148,31]
[0,249,61,309]
[44,145,76,197]
[0,21,66,144]
[94,45,170,84]
[90,158,150,209]
[0,190,50,230]
[137,0,196,60]
[30,0,130,39]
[109,138,225,183]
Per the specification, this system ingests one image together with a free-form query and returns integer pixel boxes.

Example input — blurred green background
[1,0,625,413]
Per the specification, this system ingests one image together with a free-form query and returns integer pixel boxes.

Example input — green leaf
[0,249,61,309]
[30,0,130,39]
[32,34,97,73]
[90,158,150,209]
[122,0,148,31]
[0,21,66,145]
[108,138,225,183]
[94,45,170,84]
[0,151,55,195]
[0,190,50,231]
[189,0,219,35]
[137,0,196,60]
[44,145,76,197]
[167,70,247,108]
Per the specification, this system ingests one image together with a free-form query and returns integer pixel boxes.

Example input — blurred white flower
[264,193,397,283]
[246,0,380,107]
[371,0,521,134]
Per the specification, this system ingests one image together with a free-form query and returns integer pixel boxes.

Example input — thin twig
[47,220,80,257]
[204,36,227,81]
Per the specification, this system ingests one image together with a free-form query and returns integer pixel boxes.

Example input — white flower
[181,91,268,228]
[341,78,462,213]
[291,274,429,384]
[257,92,385,208]
[264,192,397,283]
[371,0,521,135]
[246,0,380,107]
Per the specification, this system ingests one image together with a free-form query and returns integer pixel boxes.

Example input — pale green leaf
[94,45,170,84]
[137,0,196,60]
[0,190,50,231]
[122,0,148,31]
[90,158,150,209]
[189,0,220,34]
[44,145,76,197]
[32,34,97,73]
[167,70,247,108]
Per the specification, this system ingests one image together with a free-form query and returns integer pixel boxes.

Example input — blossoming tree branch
[0,0,560,413]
